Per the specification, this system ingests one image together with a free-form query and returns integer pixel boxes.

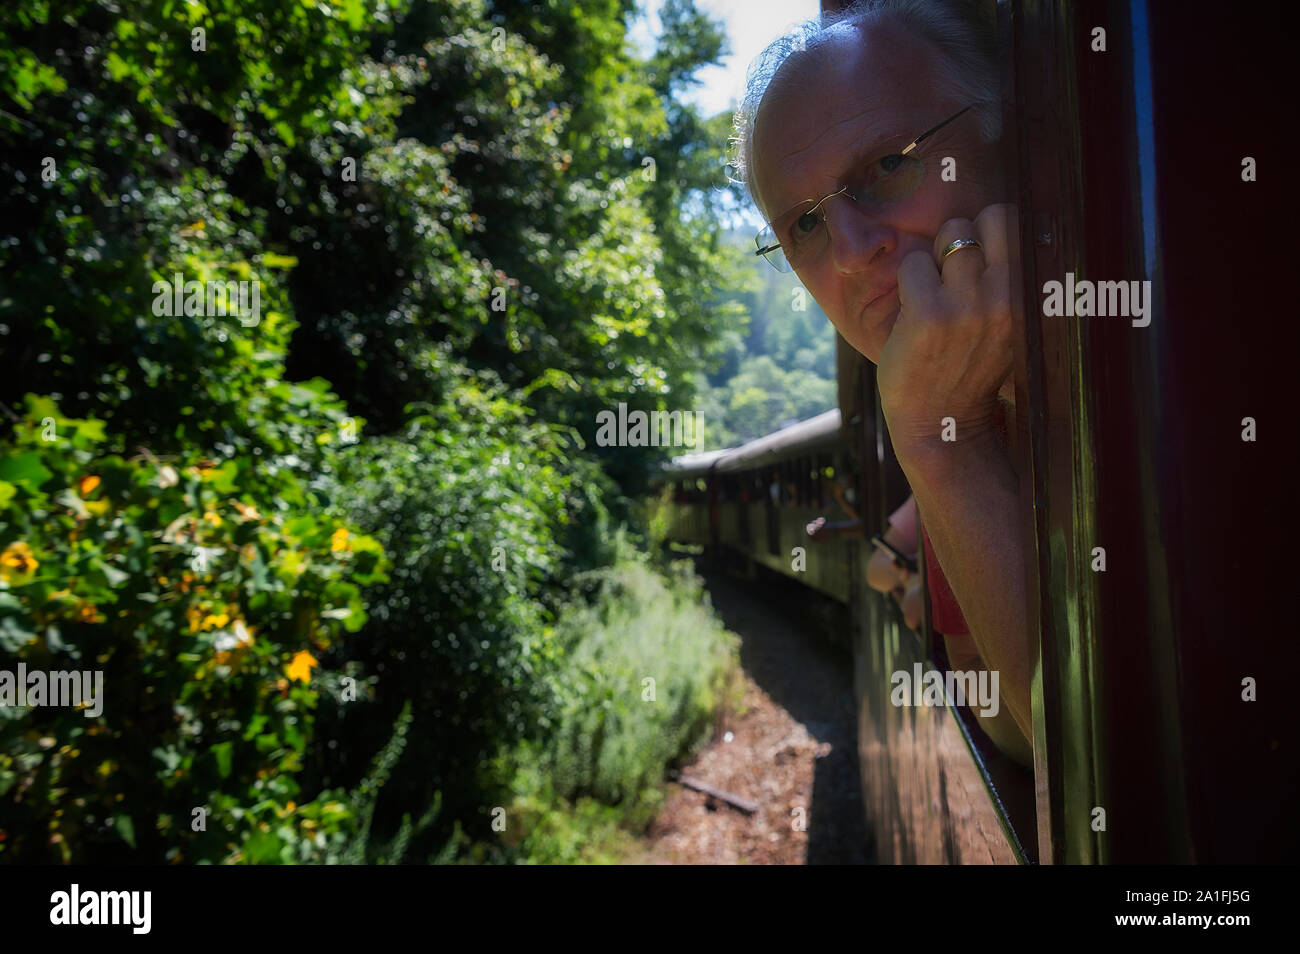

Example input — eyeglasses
[754,104,976,273]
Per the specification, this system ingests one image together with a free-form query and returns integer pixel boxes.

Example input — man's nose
[824,200,896,274]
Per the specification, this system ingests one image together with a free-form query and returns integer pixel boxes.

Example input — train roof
[715,408,842,472]
[658,447,733,481]
[658,408,844,480]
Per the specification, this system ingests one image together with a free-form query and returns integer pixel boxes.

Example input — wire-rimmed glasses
[754,104,976,273]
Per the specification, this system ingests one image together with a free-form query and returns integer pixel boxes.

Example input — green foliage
[332,702,463,865]
[308,352,608,839]
[0,0,746,864]
[694,230,839,448]
[500,546,737,831]
[0,397,387,863]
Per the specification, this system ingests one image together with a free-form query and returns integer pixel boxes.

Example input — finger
[972,203,1017,268]
[897,248,941,312]
[933,216,985,285]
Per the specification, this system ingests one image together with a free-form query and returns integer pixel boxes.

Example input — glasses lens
[856,153,925,205]
[754,225,791,272]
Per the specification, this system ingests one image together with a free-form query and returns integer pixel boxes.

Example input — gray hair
[730,0,1004,214]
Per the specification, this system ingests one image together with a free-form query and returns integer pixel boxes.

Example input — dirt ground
[635,567,873,865]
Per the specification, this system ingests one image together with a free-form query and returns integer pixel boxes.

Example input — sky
[629,0,821,117]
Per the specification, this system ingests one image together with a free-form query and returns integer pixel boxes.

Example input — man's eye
[793,211,821,237]
[858,154,924,202]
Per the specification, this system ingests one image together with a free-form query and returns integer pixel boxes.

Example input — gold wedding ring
[941,237,983,262]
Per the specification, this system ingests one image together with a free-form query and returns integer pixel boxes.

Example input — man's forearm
[895,430,1033,740]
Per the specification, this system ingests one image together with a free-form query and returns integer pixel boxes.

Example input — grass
[489,543,740,862]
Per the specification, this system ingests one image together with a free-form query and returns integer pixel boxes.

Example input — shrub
[0,396,387,863]
[310,353,605,843]
[482,545,738,862]
[540,551,736,818]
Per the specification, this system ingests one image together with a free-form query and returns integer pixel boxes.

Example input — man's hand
[807,517,859,544]
[876,203,1018,457]
[872,202,1034,742]
[806,516,831,543]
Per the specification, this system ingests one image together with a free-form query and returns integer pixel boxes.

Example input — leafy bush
[308,352,612,842]
[0,0,749,865]
[480,546,737,861]
[0,396,387,863]
[541,552,735,816]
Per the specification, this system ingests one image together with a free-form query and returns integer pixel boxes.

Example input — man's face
[751,20,1004,363]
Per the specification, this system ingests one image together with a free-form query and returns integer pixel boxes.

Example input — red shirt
[922,524,968,636]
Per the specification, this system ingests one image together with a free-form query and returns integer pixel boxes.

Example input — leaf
[208,461,239,494]
[0,453,53,493]
[0,615,35,652]
[261,253,298,270]
[71,419,108,448]
[113,814,137,849]
[243,829,284,864]
[87,559,129,588]
[286,650,318,684]
[242,714,269,741]
[343,0,366,30]
[212,741,233,780]
[105,52,131,82]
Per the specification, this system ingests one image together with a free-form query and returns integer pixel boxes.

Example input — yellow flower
[286,650,318,684]
[202,511,222,528]
[75,603,105,624]
[330,528,350,552]
[78,475,101,496]
[0,541,38,585]
[200,611,230,631]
